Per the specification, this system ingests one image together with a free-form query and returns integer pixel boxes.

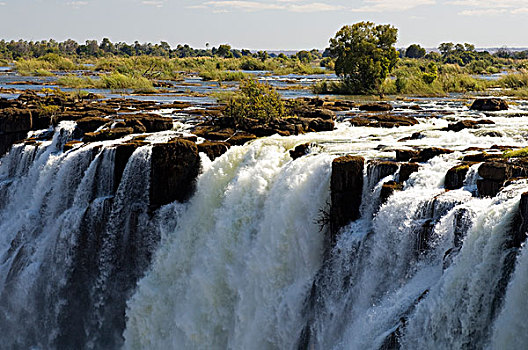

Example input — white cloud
[512,7,528,13]
[0,2,6,5]
[289,2,344,12]
[448,0,528,16]
[202,1,283,11]
[66,1,88,8]
[459,8,508,16]
[142,0,165,7]
[351,0,435,12]
[193,0,432,12]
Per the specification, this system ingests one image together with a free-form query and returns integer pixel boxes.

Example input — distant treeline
[0,38,327,61]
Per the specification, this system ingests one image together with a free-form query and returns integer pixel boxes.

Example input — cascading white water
[0,123,161,349]
[2,98,528,350]
[400,180,524,349]
[124,139,333,350]
[490,221,528,350]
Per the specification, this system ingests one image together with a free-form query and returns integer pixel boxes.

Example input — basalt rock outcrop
[445,164,470,190]
[470,98,508,111]
[0,92,189,155]
[149,139,200,210]
[445,119,495,132]
[359,102,393,112]
[289,142,312,160]
[330,155,364,245]
[193,104,336,146]
[197,141,230,160]
[348,114,418,128]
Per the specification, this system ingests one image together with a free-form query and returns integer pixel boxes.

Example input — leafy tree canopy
[329,21,399,94]
[405,44,426,58]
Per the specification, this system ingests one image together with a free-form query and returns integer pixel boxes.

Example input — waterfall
[2,105,528,350]
[124,139,333,350]
[490,227,528,349]
[0,123,160,349]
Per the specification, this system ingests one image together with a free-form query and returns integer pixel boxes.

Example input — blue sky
[0,0,527,50]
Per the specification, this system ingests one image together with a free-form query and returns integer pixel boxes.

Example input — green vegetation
[498,73,528,89]
[198,70,247,81]
[57,72,156,93]
[329,22,399,94]
[225,79,286,127]
[15,53,79,75]
[503,147,528,158]
[405,44,426,59]
[5,32,528,98]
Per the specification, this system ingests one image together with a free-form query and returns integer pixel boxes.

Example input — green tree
[405,44,426,58]
[216,44,233,58]
[438,42,454,56]
[295,50,313,63]
[329,21,399,94]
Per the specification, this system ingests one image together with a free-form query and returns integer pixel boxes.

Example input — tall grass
[16,54,79,75]
[199,70,247,81]
[57,72,156,93]
[498,73,528,89]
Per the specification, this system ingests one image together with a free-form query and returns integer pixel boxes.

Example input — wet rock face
[83,127,135,142]
[359,102,393,111]
[348,114,418,128]
[399,163,420,182]
[380,180,403,204]
[330,155,365,244]
[294,106,335,120]
[445,164,470,190]
[197,141,230,160]
[477,162,510,197]
[122,113,173,133]
[396,149,419,162]
[446,119,495,132]
[76,117,109,133]
[114,143,142,193]
[513,192,528,248]
[368,160,399,185]
[470,98,508,111]
[0,107,33,133]
[150,138,200,210]
[413,147,454,162]
[289,142,312,160]
[0,108,35,155]
[478,162,511,181]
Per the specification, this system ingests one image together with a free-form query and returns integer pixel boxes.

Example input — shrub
[225,79,286,127]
